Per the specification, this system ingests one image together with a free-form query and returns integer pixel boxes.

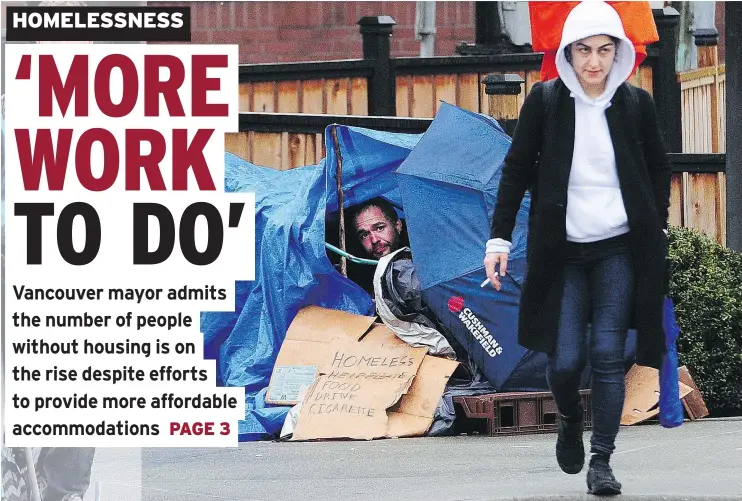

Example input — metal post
[415,1,436,58]
[726,2,742,251]
[358,16,396,117]
[693,28,720,152]
[652,6,682,153]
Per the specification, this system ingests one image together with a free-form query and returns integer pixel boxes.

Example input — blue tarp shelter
[200,104,637,441]
[201,125,421,441]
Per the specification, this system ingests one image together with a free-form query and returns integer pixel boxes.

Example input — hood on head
[555,1,636,107]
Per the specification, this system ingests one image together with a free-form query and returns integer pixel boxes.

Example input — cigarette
[480,278,490,288]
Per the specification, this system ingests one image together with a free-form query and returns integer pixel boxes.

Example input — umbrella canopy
[395,102,534,390]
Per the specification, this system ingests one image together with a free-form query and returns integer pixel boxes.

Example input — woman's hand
[484,252,509,291]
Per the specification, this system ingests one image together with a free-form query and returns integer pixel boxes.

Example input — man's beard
[371,230,401,259]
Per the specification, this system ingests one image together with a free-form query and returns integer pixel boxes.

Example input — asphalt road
[85,417,742,501]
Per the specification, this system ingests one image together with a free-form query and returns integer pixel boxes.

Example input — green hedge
[667,226,742,416]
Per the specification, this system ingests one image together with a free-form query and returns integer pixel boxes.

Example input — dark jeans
[547,234,634,457]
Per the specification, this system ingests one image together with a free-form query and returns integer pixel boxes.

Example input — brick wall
[154,1,476,63]
[716,1,725,63]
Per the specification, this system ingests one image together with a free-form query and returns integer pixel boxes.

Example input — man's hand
[484,252,508,291]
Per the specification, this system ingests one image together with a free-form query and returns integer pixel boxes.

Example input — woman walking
[484,1,671,495]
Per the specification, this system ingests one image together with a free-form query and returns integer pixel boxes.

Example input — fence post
[693,27,720,153]
[693,27,724,244]
[358,16,396,117]
[726,2,742,252]
[482,74,523,137]
[652,6,682,153]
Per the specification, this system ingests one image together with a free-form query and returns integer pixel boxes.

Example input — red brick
[320,26,355,39]
[304,3,324,27]
[317,2,333,26]
[277,28,315,41]
[307,40,336,57]
[274,2,309,28]
[437,40,460,57]
[460,2,474,25]
[345,2,362,25]
[358,3,383,20]
[209,29,244,45]
[256,2,275,25]
[190,30,210,44]
[438,2,450,26]
[189,0,479,64]
[191,2,208,30]
[436,27,454,42]
[393,27,415,40]
[398,2,414,26]
[216,2,236,29]
[245,28,281,43]
[238,2,262,28]
[265,40,300,55]
[453,25,474,42]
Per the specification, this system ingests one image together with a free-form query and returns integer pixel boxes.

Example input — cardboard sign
[266,306,376,406]
[291,338,426,440]
[269,306,459,440]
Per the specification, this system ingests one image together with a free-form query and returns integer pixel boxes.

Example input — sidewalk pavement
[85,417,742,501]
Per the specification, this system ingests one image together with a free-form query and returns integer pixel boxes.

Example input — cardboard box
[267,306,459,440]
[620,364,694,425]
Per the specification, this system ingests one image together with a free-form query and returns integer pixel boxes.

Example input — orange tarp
[528,2,659,81]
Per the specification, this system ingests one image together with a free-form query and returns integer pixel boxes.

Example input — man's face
[354,206,402,259]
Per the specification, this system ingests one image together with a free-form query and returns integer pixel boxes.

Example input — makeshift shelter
[201,125,421,441]
[201,104,635,441]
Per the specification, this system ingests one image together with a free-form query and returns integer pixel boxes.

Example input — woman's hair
[564,35,621,65]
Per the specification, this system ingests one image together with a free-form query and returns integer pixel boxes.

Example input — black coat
[490,79,672,369]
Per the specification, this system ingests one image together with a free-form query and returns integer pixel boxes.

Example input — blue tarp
[201,125,421,441]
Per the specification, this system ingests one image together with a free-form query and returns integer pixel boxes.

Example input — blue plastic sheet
[201,125,420,441]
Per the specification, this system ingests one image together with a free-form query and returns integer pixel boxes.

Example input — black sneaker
[587,454,622,496]
[555,404,585,474]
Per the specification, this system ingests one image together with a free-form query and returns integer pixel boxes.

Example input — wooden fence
[225,113,727,245]
[234,52,655,173]
[238,57,655,119]
[680,64,726,154]
[675,63,727,244]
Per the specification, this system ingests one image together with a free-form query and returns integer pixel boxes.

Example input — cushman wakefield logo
[5,6,191,42]
[447,296,503,357]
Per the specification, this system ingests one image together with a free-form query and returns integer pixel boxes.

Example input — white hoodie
[486,1,636,255]
[556,0,636,243]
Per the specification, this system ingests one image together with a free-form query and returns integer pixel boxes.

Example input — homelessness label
[292,339,426,440]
